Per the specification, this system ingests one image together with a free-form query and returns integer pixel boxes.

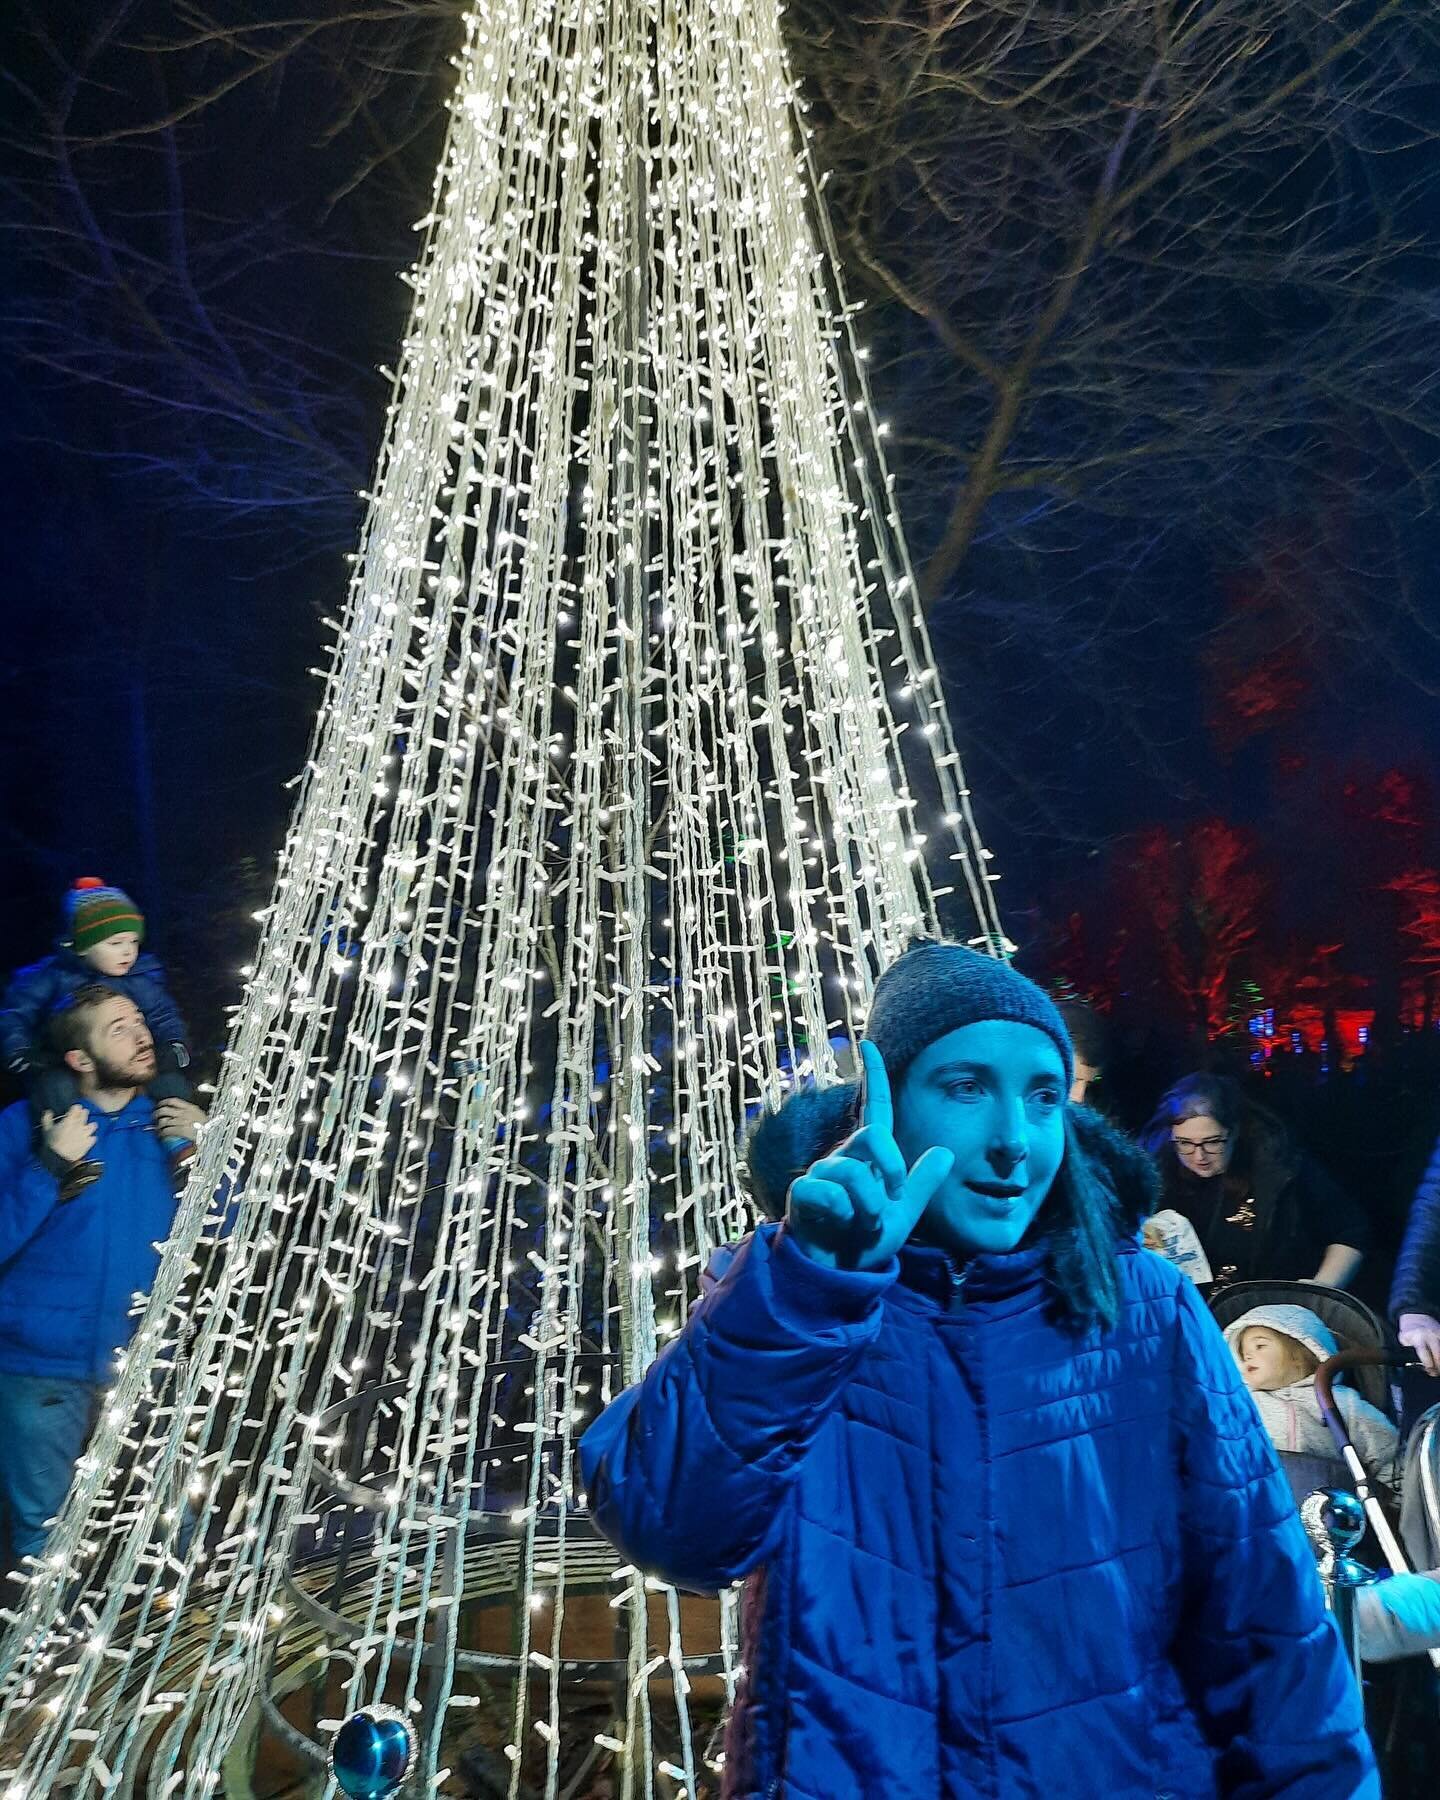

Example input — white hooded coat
[1223,1303,1400,1481]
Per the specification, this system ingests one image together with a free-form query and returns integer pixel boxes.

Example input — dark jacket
[0,948,188,1074]
[1159,1133,1369,1289]
[581,1214,1374,1796]
[0,1095,180,1381]
[1390,1130,1440,1321]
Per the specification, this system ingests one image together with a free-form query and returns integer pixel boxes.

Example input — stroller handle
[1312,1348,1440,1670]
[1313,1350,1417,1578]
[1313,1347,1417,1426]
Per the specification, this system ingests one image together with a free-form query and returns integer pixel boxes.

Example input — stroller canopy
[1209,1279,1393,1414]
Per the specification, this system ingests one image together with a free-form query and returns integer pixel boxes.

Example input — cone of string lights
[0,1,1007,1794]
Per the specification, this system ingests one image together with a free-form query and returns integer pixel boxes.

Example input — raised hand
[786,1041,954,1271]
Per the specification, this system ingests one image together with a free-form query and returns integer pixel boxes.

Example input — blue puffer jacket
[581,1224,1376,1798]
[0,1097,178,1381]
[0,948,188,1073]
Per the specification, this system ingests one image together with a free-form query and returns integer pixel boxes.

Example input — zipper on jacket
[948,1263,969,1315]
[90,1107,112,1381]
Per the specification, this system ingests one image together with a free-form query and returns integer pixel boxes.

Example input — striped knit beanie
[65,877,145,953]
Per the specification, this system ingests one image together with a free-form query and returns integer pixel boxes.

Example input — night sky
[0,4,440,1054]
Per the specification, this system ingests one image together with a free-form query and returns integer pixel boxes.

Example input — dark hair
[1026,1110,1134,1330]
[1055,999,1110,1073]
[1140,1072,1242,1149]
[49,982,126,1060]
[745,1081,1153,1333]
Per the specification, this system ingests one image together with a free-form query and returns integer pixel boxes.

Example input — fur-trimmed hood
[745,1080,860,1221]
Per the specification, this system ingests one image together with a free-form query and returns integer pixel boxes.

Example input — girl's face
[1170,1112,1233,1177]
[1236,1327,1316,1391]
[893,1020,1066,1260]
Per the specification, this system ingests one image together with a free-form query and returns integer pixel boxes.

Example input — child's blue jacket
[581,1224,1376,1799]
[1,948,188,1071]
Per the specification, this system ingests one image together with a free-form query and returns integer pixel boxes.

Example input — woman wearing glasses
[1141,1072,1369,1293]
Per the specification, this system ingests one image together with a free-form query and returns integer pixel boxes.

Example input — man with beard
[0,984,205,1569]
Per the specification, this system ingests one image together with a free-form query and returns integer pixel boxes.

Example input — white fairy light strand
[0,2,1008,1795]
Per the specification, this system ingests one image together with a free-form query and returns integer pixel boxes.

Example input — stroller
[1210,1281,1440,1792]
[1209,1280,1440,1584]
[1208,1282,1404,1511]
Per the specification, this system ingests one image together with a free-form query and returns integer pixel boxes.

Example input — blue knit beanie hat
[864,939,1072,1090]
[746,939,1073,1217]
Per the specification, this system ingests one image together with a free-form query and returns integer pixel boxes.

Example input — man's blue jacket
[0,1096,178,1382]
[581,1223,1377,1799]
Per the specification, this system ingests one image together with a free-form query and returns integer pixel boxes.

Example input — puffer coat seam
[785,1646,935,1714]
[1001,1674,1147,1729]
[973,1314,1001,1800]
[993,1362,1167,1418]
[1002,1534,1160,1591]
[788,1511,911,1568]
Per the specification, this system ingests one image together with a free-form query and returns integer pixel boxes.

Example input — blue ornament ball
[330,1705,416,1799]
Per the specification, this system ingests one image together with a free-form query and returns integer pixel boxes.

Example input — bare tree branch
[2,0,1435,837]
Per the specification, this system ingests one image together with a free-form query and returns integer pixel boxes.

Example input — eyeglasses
[1172,1133,1230,1157]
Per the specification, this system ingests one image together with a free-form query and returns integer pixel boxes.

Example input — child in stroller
[1222,1302,1400,1486]
[1211,1280,1440,1669]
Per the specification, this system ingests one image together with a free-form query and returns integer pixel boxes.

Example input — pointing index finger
[859,1040,893,1137]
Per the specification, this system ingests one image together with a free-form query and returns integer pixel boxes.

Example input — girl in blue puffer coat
[580,941,1377,1799]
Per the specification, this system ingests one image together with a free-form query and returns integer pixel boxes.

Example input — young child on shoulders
[1224,1302,1399,1479]
[0,878,197,1197]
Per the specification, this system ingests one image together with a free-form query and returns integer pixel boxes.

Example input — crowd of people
[5,894,1440,1785]
[1061,992,1440,1372]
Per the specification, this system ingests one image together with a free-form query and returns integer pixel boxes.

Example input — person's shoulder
[698,1227,765,1295]
[1119,1240,1192,1302]
[130,950,171,980]
[1293,1148,1346,1194]
[3,951,60,991]
[1113,1244,1212,1349]
[0,1097,34,1140]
